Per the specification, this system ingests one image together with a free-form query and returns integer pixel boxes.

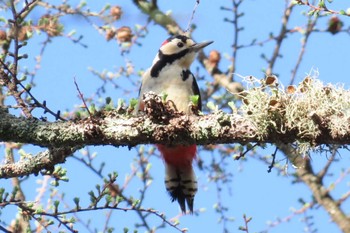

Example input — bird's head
[156,35,213,68]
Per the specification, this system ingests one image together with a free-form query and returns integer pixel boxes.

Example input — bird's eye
[177,42,184,48]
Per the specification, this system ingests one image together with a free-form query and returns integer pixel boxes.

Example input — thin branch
[185,0,200,32]
[267,147,278,173]
[0,1,66,121]
[278,145,350,233]
[262,200,315,232]
[74,77,92,118]
[337,190,350,206]
[16,0,39,19]
[0,225,12,233]
[0,59,65,120]
[316,147,337,180]
[10,200,184,233]
[5,143,30,231]
[290,14,318,85]
[231,0,244,77]
[0,146,80,178]
[266,3,294,75]
[72,150,158,232]
[234,143,259,160]
[295,0,350,16]
[239,214,252,233]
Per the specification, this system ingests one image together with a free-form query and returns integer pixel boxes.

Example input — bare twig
[290,14,318,85]
[268,147,279,173]
[230,0,244,77]
[234,143,259,160]
[295,0,350,16]
[4,143,30,231]
[317,147,337,180]
[239,214,252,232]
[74,77,92,118]
[185,0,200,32]
[266,3,294,75]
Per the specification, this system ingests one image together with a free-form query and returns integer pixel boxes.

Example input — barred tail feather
[164,163,197,213]
[157,144,197,214]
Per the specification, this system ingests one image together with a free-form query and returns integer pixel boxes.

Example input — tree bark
[278,144,350,233]
[0,102,349,150]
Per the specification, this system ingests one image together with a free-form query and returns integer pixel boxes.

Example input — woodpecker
[137,35,213,213]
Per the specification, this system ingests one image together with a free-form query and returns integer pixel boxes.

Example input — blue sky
[2,1,350,233]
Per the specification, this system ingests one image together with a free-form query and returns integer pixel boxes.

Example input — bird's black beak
[190,41,214,52]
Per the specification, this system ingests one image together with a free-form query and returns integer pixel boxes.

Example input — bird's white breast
[140,65,194,113]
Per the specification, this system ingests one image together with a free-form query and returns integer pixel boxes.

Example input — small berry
[208,50,221,67]
[328,16,343,35]
[116,26,132,43]
[110,6,122,20]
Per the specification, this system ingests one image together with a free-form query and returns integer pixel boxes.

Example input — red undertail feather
[157,145,197,167]
[157,144,198,214]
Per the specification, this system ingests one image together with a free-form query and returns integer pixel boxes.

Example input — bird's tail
[157,144,197,214]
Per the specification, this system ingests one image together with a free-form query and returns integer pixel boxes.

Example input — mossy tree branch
[0,94,349,149]
[1,81,350,178]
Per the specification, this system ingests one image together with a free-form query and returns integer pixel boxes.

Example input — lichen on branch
[1,74,350,178]
[240,71,350,154]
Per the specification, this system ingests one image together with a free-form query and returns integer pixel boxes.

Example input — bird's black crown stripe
[165,35,189,44]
